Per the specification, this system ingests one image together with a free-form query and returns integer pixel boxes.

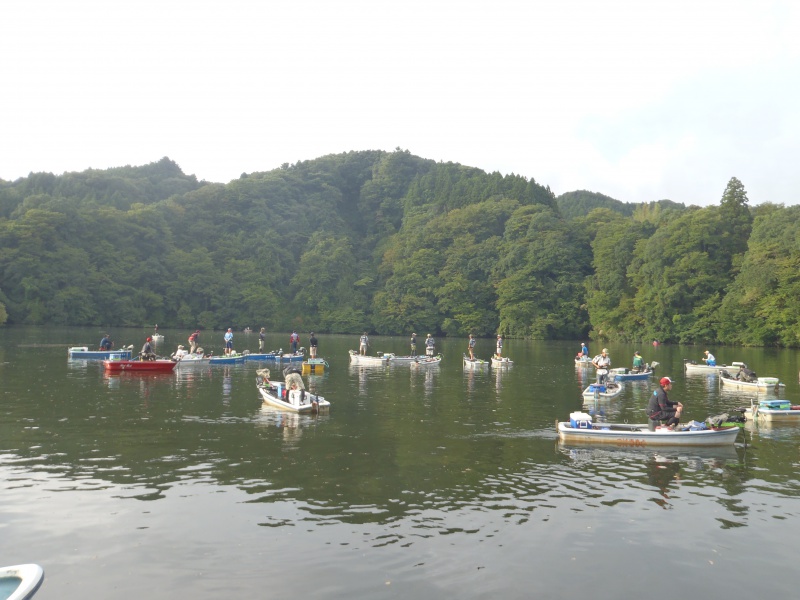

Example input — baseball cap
[660,377,673,386]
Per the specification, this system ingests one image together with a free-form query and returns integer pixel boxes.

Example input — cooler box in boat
[587,384,606,393]
[759,400,790,409]
[757,377,779,385]
[570,411,592,429]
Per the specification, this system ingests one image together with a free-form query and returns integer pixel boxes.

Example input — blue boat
[609,362,658,381]
[208,354,246,365]
[68,346,132,360]
[245,351,281,362]
[280,352,305,363]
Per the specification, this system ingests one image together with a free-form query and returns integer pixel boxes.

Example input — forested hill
[1,151,799,347]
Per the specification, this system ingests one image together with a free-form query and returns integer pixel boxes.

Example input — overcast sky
[2,0,798,206]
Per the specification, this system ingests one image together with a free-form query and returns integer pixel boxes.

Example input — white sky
[2,0,799,206]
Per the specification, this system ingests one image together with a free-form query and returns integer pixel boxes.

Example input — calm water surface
[2,327,799,599]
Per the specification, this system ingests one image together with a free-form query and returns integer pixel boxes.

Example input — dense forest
[1,151,799,346]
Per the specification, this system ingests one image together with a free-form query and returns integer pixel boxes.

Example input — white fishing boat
[174,353,211,366]
[463,355,490,369]
[683,359,745,374]
[0,564,44,600]
[719,371,785,392]
[575,356,592,367]
[491,355,514,367]
[256,369,329,413]
[68,345,133,360]
[413,354,442,367]
[556,413,740,447]
[348,350,393,365]
[151,333,164,344]
[582,380,624,399]
[743,399,800,421]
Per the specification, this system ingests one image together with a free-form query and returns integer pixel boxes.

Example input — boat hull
[244,353,280,362]
[208,355,246,365]
[0,564,44,600]
[68,347,132,360]
[348,350,392,365]
[491,357,514,367]
[103,359,177,372]
[301,359,328,374]
[463,355,489,369]
[556,421,739,446]
[174,356,211,367]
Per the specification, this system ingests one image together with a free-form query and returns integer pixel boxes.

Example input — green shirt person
[632,351,645,371]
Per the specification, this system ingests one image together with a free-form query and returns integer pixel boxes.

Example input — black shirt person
[647,377,683,431]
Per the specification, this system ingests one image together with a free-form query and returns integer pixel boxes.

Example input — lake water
[2,326,799,599]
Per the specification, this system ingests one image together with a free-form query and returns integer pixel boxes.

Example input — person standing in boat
[141,336,156,360]
[410,332,417,356]
[591,348,611,383]
[496,335,504,358]
[581,342,589,357]
[647,377,683,431]
[258,328,266,352]
[289,330,300,353]
[224,328,234,356]
[188,330,200,353]
[425,333,435,357]
[632,350,645,372]
[99,334,113,351]
[468,334,476,360]
[703,350,716,366]
[359,332,369,355]
[309,332,318,358]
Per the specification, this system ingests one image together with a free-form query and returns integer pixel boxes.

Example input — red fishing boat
[103,358,177,373]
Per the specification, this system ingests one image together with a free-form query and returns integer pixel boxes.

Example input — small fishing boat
[683,359,745,374]
[174,353,211,367]
[491,355,514,367]
[743,399,800,421]
[575,356,592,367]
[582,380,624,399]
[280,350,306,363]
[556,412,740,446]
[609,362,658,381]
[413,354,442,367]
[301,358,329,374]
[348,350,393,365]
[719,370,785,392]
[151,333,164,344]
[0,564,44,600]
[103,357,177,372]
[68,346,133,360]
[256,369,329,413]
[463,355,490,369]
[208,353,246,365]
[244,351,281,362]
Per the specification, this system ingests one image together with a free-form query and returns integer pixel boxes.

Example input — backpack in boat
[706,413,729,428]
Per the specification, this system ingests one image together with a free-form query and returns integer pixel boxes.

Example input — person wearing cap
[141,336,156,360]
[258,327,266,352]
[425,333,436,356]
[309,332,318,358]
[496,334,503,358]
[580,342,589,357]
[647,377,683,431]
[632,350,645,372]
[591,348,611,383]
[410,333,417,356]
[289,330,300,353]
[173,345,188,360]
[188,330,200,353]
[359,332,370,355]
[224,328,234,356]
[468,334,476,360]
[703,350,716,366]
